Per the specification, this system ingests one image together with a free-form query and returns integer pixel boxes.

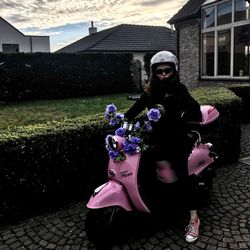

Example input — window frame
[201,0,250,80]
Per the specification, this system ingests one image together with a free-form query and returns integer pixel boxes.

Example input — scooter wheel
[85,207,121,248]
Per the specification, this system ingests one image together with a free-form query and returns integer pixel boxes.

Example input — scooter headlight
[122,121,133,131]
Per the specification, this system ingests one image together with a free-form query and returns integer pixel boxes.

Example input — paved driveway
[0,124,249,249]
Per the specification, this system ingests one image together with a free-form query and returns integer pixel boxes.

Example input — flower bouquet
[104,103,161,161]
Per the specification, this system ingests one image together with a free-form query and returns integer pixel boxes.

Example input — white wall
[133,52,148,83]
[30,36,50,53]
[0,17,50,53]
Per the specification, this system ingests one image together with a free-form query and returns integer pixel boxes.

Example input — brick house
[168,0,250,89]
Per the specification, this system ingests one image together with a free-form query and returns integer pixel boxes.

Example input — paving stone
[144,242,154,250]
[5,237,18,245]
[0,245,9,250]
[39,239,48,247]
[239,242,249,248]
[46,243,57,249]
[195,242,206,248]
[242,234,250,241]
[218,242,227,247]
[9,241,21,249]
[169,243,181,250]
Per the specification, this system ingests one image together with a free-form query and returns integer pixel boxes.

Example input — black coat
[125,77,202,161]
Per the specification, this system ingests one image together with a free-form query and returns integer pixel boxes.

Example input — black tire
[85,207,123,248]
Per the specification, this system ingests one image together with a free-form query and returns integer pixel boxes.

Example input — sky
[0,0,189,52]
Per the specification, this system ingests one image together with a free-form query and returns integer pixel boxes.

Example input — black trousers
[153,134,201,210]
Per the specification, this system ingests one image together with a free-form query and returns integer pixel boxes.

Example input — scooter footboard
[87,181,133,211]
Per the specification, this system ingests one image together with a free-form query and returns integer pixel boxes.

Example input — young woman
[125,51,202,243]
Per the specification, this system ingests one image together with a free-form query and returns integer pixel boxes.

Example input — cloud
[1,0,188,29]
[7,14,30,24]
[138,0,168,7]
[0,0,189,51]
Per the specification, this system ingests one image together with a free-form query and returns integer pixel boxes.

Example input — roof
[0,16,49,38]
[168,0,206,24]
[56,24,176,53]
[0,16,26,37]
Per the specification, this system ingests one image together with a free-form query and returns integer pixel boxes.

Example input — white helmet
[150,51,178,71]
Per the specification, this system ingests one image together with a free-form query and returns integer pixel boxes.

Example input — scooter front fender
[87,181,133,211]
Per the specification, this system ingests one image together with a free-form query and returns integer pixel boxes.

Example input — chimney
[89,21,97,35]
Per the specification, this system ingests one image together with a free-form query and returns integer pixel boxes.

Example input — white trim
[230,27,234,77]
[201,76,249,80]
[202,0,217,6]
[202,19,250,33]
[215,30,218,76]
[215,3,218,26]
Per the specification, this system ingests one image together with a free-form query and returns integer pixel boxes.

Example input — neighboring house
[0,16,50,53]
[168,0,250,89]
[56,23,176,84]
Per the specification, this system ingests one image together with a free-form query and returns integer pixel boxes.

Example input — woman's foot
[185,217,200,243]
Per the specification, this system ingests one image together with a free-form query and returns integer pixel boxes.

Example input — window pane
[2,44,19,52]
[202,6,215,28]
[235,0,250,22]
[217,1,232,25]
[218,30,231,75]
[202,32,215,76]
[234,25,250,76]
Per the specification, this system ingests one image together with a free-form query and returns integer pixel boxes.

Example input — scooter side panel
[119,154,151,213]
[188,144,214,175]
[86,181,133,211]
[108,154,150,213]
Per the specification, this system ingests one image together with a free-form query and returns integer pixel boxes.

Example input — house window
[201,0,250,79]
[218,29,231,75]
[217,1,232,25]
[2,44,19,53]
[202,32,215,76]
[234,24,250,76]
[235,0,250,21]
[202,6,215,28]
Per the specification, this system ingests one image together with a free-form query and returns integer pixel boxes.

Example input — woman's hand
[155,104,165,117]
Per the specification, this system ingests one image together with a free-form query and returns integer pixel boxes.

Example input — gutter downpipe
[30,36,33,53]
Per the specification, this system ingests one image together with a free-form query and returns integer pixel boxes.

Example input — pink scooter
[86,105,219,246]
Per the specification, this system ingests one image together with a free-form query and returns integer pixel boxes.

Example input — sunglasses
[156,68,173,75]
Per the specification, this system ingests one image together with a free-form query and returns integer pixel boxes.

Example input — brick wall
[177,19,200,90]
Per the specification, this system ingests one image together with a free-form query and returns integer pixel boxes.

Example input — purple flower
[115,127,126,137]
[115,113,124,120]
[109,119,117,127]
[130,137,141,144]
[108,150,119,160]
[134,122,140,130]
[147,108,161,122]
[123,141,137,155]
[106,104,117,113]
[145,121,153,132]
[104,111,111,120]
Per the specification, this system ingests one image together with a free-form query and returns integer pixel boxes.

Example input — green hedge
[0,53,134,102]
[0,87,242,223]
[0,115,112,223]
[191,86,242,163]
[226,84,250,123]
